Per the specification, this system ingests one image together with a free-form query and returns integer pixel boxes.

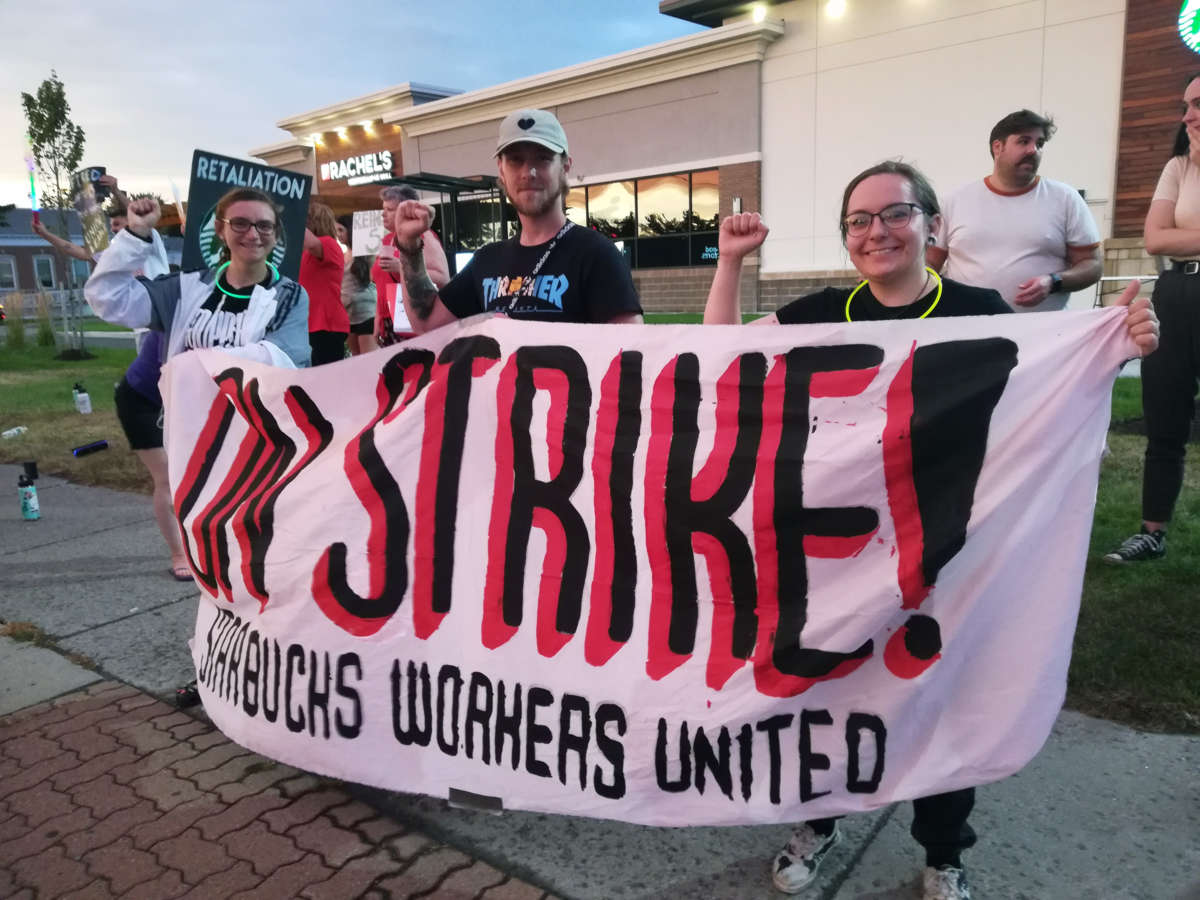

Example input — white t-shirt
[936,176,1100,312]
[1152,156,1200,262]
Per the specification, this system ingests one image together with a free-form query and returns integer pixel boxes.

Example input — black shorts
[114,376,163,450]
[350,318,373,335]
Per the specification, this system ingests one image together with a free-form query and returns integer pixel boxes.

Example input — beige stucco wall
[402,62,762,186]
[758,0,1126,275]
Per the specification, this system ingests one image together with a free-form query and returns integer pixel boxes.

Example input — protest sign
[352,209,385,258]
[181,150,311,278]
[72,182,110,256]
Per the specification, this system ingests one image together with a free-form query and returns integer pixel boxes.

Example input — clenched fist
[719,212,769,262]
[393,199,435,253]
[126,196,161,237]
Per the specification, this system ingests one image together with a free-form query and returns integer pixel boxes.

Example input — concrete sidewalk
[1,464,1198,899]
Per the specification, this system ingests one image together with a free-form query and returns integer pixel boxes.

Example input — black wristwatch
[1048,272,1064,294]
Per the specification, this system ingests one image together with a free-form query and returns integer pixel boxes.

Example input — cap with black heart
[495,108,569,156]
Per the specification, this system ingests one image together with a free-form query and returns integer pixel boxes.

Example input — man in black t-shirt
[391,108,643,330]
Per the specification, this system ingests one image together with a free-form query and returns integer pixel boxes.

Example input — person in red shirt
[301,201,349,364]
[373,185,450,344]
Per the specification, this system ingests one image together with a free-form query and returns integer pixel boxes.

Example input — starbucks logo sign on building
[1182,0,1200,54]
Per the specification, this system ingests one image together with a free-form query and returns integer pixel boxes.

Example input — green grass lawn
[1109,375,1142,422]
[1,340,1195,734]
[0,342,148,492]
[0,317,134,333]
[74,318,135,333]
[1075,377,1200,733]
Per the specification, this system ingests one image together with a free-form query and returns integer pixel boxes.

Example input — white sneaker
[771,823,842,893]
[922,864,971,900]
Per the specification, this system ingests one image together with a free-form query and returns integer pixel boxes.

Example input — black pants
[808,787,976,868]
[309,331,347,367]
[1140,270,1200,523]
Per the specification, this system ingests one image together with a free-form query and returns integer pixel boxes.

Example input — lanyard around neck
[504,221,573,313]
[844,267,943,322]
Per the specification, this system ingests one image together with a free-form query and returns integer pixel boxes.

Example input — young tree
[21,70,88,357]
[22,70,85,216]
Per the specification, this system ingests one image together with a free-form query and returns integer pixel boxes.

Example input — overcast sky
[1,0,703,208]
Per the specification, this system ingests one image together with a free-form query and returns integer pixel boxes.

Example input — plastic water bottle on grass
[73,383,92,414]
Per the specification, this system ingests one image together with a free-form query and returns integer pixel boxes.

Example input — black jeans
[808,787,976,868]
[1140,270,1200,523]
[309,330,348,367]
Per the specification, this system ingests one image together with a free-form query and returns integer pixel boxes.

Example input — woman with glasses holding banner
[703,160,1158,900]
[84,186,310,708]
[84,187,310,369]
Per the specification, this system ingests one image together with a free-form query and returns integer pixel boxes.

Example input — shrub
[5,292,25,349]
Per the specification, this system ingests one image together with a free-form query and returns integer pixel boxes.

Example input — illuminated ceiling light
[360,120,375,133]
[309,133,323,146]
[751,3,767,23]
[336,127,348,141]
[826,0,847,17]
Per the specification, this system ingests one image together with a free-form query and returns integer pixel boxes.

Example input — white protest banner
[161,309,1134,827]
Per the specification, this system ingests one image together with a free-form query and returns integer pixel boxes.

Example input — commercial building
[251,0,1194,310]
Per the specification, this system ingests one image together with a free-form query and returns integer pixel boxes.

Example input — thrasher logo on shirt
[482,273,569,312]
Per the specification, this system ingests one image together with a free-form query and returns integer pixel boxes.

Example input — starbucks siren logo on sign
[1182,0,1200,54]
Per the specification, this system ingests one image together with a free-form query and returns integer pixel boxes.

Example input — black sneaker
[1103,528,1166,564]
[175,680,202,708]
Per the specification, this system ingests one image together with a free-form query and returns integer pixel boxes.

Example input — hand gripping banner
[161,309,1135,827]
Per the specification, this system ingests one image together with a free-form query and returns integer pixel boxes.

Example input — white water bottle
[73,383,92,415]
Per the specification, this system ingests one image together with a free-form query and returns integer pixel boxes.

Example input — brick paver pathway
[0,681,555,899]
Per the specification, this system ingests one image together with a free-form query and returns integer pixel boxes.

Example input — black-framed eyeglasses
[843,202,927,237]
[220,217,276,236]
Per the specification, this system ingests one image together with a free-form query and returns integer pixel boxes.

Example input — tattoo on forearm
[406,274,439,319]
[399,247,438,320]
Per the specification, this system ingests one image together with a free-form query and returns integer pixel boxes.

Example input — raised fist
[125,197,161,236]
[392,199,434,253]
[719,212,769,262]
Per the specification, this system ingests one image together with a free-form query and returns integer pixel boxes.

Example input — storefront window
[565,186,587,227]
[638,174,689,236]
[452,196,508,251]
[587,181,635,240]
[429,194,514,260]
[691,170,720,233]
[426,169,722,271]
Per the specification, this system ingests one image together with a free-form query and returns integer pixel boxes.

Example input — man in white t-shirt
[929,109,1102,311]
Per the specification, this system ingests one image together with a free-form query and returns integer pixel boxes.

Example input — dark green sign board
[182,150,312,278]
